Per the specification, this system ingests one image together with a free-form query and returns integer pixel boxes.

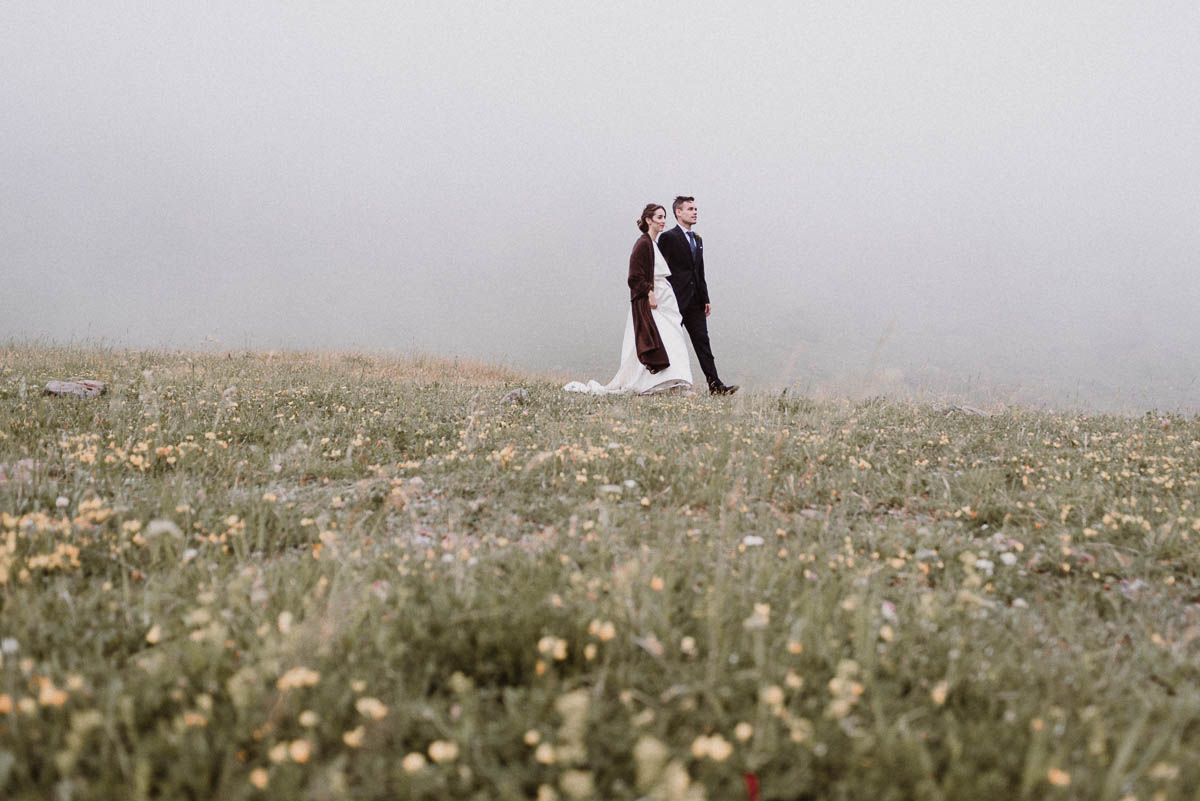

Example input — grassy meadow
[1,344,1198,800]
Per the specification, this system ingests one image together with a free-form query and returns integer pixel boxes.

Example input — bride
[564,204,693,395]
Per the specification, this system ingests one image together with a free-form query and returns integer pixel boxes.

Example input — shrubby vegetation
[0,345,1197,800]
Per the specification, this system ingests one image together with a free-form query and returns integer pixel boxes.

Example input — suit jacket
[627,233,669,373]
[656,225,710,312]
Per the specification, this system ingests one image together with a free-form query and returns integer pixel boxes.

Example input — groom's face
[675,201,698,226]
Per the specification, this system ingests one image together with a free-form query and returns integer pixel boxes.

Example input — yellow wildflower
[288,739,311,763]
[249,767,269,789]
[428,739,459,763]
[276,667,320,691]
[354,696,388,720]
[401,752,427,773]
[559,770,595,799]
[1046,768,1071,786]
[691,734,733,761]
[535,742,557,764]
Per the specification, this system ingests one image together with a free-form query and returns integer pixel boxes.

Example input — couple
[565,196,739,396]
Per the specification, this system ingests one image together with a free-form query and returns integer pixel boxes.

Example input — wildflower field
[1,345,1198,800]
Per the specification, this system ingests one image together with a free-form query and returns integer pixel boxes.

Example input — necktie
[686,231,697,257]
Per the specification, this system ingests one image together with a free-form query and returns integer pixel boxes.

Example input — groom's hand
[705,304,711,317]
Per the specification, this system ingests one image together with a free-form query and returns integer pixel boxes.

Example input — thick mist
[3,1,1198,410]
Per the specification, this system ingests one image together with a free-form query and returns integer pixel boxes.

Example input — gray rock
[943,403,990,417]
[44,379,107,398]
[501,388,529,404]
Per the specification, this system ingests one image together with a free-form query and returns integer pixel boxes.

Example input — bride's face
[648,208,666,235]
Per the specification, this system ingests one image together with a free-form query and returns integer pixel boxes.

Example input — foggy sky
[3,1,1199,410]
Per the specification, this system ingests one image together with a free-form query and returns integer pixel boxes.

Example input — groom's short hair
[672,196,694,218]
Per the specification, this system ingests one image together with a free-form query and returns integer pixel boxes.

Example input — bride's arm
[627,237,655,302]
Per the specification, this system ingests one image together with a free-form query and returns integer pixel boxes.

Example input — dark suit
[657,225,723,389]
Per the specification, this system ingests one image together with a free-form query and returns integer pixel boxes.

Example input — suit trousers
[680,303,721,389]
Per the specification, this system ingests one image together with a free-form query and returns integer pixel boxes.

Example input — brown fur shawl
[627,233,669,373]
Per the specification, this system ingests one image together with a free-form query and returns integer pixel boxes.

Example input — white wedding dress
[564,238,693,395]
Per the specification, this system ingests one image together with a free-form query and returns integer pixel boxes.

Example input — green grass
[1,343,1198,800]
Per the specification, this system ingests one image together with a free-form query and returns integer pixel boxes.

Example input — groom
[657,196,739,395]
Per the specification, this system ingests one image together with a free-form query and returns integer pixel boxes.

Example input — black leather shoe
[709,383,739,396]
